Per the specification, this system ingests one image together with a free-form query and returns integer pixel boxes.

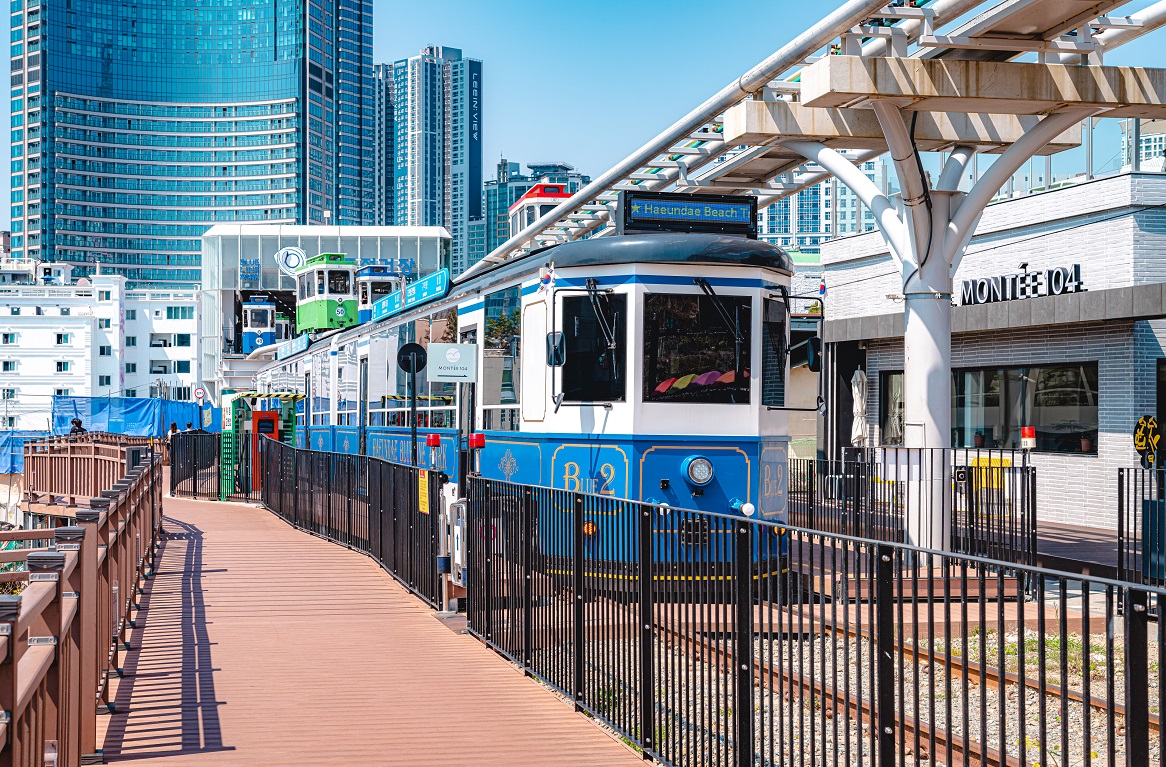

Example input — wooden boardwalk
[96,495,642,766]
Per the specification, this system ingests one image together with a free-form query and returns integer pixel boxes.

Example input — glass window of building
[642,293,752,404]
[880,363,1099,453]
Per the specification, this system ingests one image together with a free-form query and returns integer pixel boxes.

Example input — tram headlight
[681,456,715,487]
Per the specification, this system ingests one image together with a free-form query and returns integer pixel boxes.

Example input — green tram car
[294,253,359,333]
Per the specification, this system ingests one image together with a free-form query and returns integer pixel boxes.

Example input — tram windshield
[561,295,626,402]
[248,308,271,328]
[642,293,752,404]
[328,270,351,295]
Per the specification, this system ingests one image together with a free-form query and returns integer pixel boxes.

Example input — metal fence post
[573,491,585,712]
[522,486,534,672]
[1118,470,1127,584]
[735,520,754,767]
[874,544,896,767]
[639,503,655,757]
[483,479,493,646]
[1124,587,1150,766]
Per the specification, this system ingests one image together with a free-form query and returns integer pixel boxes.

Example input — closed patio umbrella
[851,367,869,447]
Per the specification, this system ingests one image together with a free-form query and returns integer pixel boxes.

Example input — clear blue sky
[5,2,1166,227]
[379,0,1166,180]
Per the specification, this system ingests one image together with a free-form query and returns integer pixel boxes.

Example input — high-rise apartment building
[9,0,374,288]
[469,160,590,270]
[373,63,395,225]
[392,46,482,276]
[760,160,886,253]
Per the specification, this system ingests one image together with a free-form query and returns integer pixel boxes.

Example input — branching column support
[783,104,1098,549]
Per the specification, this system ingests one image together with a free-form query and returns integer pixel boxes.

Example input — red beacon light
[468,433,486,450]
[426,433,441,448]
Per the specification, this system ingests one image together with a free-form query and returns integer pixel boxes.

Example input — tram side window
[297,274,310,301]
[561,295,627,402]
[328,270,350,295]
[483,286,521,406]
[316,270,325,296]
[643,293,752,404]
[761,299,786,407]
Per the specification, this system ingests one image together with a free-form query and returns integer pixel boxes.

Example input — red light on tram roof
[426,433,441,448]
[468,433,486,449]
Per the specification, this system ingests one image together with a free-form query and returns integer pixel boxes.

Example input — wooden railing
[0,448,162,766]
[23,435,154,515]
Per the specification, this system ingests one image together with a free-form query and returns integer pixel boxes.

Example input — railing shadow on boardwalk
[101,516,234,761]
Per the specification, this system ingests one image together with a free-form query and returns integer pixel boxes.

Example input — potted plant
[1081,433,1094,453]
[973,429,985,448]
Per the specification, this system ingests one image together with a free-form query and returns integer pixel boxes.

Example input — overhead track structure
[460,0,1166,549]
[460,0,1166,283]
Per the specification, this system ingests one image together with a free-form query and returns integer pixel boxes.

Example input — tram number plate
[680,517,710,547]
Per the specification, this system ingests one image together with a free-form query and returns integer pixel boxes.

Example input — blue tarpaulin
[0,430,49,473]
[51,396,215,438]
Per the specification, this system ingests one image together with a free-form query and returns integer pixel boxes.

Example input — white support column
[784,109,1098,550]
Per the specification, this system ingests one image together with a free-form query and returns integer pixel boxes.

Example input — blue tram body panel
[479,431,788,521]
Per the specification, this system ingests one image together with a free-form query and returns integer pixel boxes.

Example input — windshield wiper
[585,278,617,350]
[694,278,744,345]
[695,277,745,384]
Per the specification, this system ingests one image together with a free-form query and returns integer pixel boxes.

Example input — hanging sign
[274,246,306,278]
[418,471,430,514]
[1135,415,1161,469]
[960,265,1084,306]
[427,343,478,383]
[371,269,450,322]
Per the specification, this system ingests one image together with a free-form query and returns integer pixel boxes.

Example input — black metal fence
[790,447,1037,566]
[1119,468,1166,587]
[260,437,444,607]
[169,431,220,500]
[467,473,1162,767]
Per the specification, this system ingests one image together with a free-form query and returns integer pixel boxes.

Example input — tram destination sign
[371,268,450,323]
[617,191,757,239]
[959,264,1084,306]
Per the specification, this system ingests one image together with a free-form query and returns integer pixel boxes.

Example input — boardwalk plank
[97,495,642,766]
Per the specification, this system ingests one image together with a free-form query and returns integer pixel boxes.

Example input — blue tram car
[256,192,804,583]
[356,265,400,324]
[241,295,277,354]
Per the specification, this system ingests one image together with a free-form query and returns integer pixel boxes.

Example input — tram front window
[328,270,350,295]
[561,295,626,402]
[249,309,271,328]
[642,293,752,404]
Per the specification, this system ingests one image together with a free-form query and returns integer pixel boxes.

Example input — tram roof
[462,232,793,291]
[277,233,792,363]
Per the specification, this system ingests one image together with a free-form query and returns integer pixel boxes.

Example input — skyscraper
[392,46,482,276]
[759,160,887,253]
[373,63,395,225]
[9,0,374,288]
[469,159,590,270]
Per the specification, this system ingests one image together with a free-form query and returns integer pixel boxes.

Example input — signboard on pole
[194,387,206,400]
[427,344,477,383]
[1135,415,1161,469]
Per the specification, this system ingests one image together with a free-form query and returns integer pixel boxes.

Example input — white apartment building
[0,260,199,431]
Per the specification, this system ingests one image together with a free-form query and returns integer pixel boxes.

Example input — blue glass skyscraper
[9,0,374,288]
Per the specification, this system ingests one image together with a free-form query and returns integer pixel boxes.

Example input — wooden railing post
[24,550,65,767]
[72,510,101,763]
[54,526,85,767]
[0,594,20,767]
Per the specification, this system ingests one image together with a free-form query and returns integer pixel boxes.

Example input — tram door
[251,411,279,491]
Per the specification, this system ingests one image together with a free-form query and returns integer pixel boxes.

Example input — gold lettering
[563,462,581,492]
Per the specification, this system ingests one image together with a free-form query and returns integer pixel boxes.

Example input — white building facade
[0,261,199,431]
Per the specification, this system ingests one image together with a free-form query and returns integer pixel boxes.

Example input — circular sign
[274,246,306,277]
[445,346,461,364]
[397,342,427,374]
[194,387,206,400]
[334,306,345,318]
